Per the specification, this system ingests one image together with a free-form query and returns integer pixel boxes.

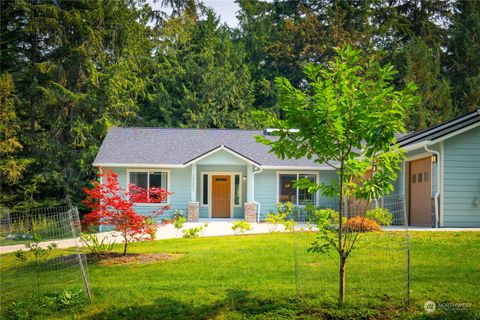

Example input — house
[93,109,480,227]
[395,109,480,228]
[93,128,337,223]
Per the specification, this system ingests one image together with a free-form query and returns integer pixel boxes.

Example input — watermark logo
[424,300,472,313]
[424,300,436,313]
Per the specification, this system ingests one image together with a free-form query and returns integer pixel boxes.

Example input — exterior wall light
[431,154,438,163]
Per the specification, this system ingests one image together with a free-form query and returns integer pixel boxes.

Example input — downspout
[252,166,263,223]
[424,141,440,228]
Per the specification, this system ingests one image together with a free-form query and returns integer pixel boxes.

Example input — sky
[147,0,241,28]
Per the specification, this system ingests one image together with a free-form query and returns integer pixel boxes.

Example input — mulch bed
[87,252,185,266]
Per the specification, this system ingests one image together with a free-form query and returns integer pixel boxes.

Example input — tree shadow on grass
[85,290,479,320]
[86,289,299,320]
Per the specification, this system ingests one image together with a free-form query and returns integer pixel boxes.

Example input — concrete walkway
[0,220,289,254]
[1,220,479,255]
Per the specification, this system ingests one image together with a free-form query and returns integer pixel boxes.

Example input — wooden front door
[212,175,231,218]
[409,157,432,226]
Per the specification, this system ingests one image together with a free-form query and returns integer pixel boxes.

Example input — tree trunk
[339,254,346,305]
[338,163,345,306]
[123,229,128,256]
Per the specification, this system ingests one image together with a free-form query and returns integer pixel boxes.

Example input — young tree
[257,46,418,305]
[82,169,171,256]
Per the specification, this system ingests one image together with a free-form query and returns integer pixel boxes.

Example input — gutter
[424,141,440,228]
[252,166,263,223]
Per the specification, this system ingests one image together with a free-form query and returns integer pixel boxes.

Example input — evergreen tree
[0,0,153,209]
[449,0,480,113]
[400,38,453,130]
[143,10,254,128]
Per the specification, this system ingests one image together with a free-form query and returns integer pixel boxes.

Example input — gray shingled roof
[93,127,329,168]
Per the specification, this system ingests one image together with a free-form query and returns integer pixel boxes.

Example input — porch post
[188,163,199,222]
[244,165,256,222]
[247,165,253,203]
[191,163,197,202]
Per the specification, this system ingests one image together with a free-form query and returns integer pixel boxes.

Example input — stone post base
[187,202,199,222]
[244,202,257,223]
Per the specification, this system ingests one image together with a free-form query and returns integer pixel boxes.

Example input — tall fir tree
[0,0,153,209]
[449,0,480,113]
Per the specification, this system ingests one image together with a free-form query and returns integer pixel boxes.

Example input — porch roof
[93,128,333,169]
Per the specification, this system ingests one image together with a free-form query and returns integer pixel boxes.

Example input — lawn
[1,231,479,319]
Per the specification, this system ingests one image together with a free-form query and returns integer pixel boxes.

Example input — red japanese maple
[82,168,172,255]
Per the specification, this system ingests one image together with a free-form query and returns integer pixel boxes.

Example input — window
[129,170,169,203]
[234,174,240,206]
[298,174,316,205]
[202,174,208,205]
[278,173,317,205]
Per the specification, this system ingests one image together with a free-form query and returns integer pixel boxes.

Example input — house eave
[92,163,185,168]
[260,165,335,170]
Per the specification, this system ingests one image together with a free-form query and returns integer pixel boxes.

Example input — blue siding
[104,166,341,222]
[104,166,190,220]
[253,169,337,220]
[196,149,247,166]
[254,169,277,220]
[318,170,338,207]
[443,126,480,227]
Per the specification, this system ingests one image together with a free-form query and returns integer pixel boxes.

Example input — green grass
[1,232,479,319]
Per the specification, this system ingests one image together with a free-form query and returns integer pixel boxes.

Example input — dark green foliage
[449,0,480,113]
[5,289,85,320]
[142,10,254,128]
[0,0,153,209]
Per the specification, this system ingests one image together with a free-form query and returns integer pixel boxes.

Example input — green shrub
[365,207,392,226]
[172,210,184,221]
[80,233,116,258]
[231,220,252,234]
[310,208,345,230]
[182,226,203,239]
[5,289,85,320]
[266,202,293,232]
[173,217,187,237]
[283,220,297,232]
[14,234,58,296]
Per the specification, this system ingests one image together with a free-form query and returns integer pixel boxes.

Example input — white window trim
[200,171,242,218]
[126,169,171,206]
[276,171,320,207]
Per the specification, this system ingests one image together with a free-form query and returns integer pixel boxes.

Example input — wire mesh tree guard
[0,206,91,305]
[293,194,410,306]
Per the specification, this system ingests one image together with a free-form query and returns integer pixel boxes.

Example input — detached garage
[395,109,480,227]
